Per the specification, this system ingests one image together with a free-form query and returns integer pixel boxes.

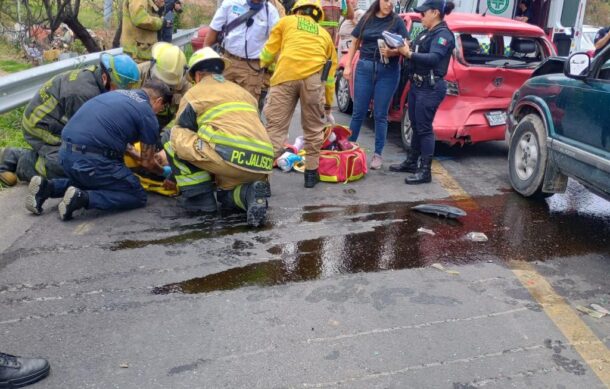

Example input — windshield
[458,33,547,68]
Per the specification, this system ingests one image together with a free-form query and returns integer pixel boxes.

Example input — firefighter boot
[218,181,268,227]
[0,147,19,186]
[389,150,420,173]
[58,187,89,221]
[304,169,320,188]
[0,352,50,388]
[405,156,432,185]
[178,192,218,213]
[25,176,53,215]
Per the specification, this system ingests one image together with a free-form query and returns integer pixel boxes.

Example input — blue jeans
[349,59,400,156]
[47,147,147,211]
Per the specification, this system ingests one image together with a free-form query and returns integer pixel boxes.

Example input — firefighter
[138,42,189,129]
[164,48,273,227]
[320,0,354,46]
[204,0,280,103]
[25,80,170,221]
[121,0,164,61]
[391,0,455,184]
[260,0,337,188]
[0,53,140,187]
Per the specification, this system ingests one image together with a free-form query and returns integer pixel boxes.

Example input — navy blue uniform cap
[414,0,446,13]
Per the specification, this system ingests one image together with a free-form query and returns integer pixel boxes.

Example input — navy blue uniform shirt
[515,6,534,24]
[352,13,409,64]
[594,26,610,56]
[62,89,159,155]
[410,21,455,78]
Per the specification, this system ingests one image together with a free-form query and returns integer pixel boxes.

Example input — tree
[0,0,101,53]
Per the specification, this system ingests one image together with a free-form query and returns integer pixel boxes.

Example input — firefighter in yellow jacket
[166,48,273,227]
[260,0,337,188]
[121,0,164,61]
[138,42,190,129]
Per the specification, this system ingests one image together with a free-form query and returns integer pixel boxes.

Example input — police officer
[0,53,140,187]
[165,48,273,227]
[390,0,455,185]
[138,42,189,130]
[25,80,171,221]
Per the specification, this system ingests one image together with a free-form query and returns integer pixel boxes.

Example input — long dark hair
[358,0,396,40]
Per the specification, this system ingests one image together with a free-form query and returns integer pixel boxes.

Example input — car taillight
[446,80,459,95]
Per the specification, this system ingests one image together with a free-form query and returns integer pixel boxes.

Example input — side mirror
[564,52,590,80]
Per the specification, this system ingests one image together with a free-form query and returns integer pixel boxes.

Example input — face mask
[247,0,264,10]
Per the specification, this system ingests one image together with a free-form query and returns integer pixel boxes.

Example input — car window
[409,21,425,41]
[458,33,545,68]
[594,57,610,81]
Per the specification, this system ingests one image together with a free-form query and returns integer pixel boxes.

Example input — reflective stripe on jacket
[172,75,274,174]
[22,66,106,146]
[163,141,211,187]
[121,0,163,60]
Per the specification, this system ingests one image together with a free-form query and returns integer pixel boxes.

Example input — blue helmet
[100,53,140,89]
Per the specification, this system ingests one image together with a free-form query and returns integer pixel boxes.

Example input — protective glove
[325,110,335,125]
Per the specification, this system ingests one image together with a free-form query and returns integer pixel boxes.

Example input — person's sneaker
[304,169,320,188]
[0,171,17,187]
[0,352,50,388]
[370,154,383,170]
[25,176,51,215]
[58,187,89,221]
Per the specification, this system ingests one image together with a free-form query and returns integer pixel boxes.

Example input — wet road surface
[0,111,608,388]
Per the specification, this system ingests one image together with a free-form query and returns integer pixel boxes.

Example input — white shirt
[210,0,280,59]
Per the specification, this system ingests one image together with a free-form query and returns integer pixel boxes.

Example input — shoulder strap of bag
[223,6,263,35]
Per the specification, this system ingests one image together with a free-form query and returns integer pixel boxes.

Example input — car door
[551,48,610,194]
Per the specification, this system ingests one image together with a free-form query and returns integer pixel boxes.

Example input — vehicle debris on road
[411,204,467,218]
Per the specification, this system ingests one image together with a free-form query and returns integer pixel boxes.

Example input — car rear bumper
[433,97,511,145]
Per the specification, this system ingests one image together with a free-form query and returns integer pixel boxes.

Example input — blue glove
[162,165,172,178]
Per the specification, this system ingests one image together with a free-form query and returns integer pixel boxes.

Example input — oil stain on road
[151,185,610,295]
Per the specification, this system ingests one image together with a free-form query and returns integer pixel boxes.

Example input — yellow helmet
[150,42,187,87]
[187,47,231,78]
[291,0,324,21]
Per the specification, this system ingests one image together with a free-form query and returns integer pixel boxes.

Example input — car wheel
[508,113,549,197]
[335,69,353,114]
[400,104,412,151]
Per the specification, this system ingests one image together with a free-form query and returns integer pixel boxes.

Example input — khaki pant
[264,73,325,170]
[223,53,264,102]
[171,127,268,190]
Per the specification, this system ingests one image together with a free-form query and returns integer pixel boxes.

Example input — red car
[335,12,556,149]
[191,26,211,51]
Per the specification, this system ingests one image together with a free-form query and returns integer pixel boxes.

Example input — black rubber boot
[389,150,420,173]
[58,187,89,221]
[405,156,432,185]
[218,181,268,227]
[25,176,53,215]
[304,169,320,188]
[0,352,50,388]
[177,181,218,214]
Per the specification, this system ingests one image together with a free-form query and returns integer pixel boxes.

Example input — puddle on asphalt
[152,186,610,295]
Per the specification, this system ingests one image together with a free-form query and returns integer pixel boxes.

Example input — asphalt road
[1,108,609,388]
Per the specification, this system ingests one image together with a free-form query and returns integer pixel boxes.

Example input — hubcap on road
[514,132,539,181]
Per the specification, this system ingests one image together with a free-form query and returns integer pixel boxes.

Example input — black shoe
[389,151,420,173]
[263,180,271,197]
[244,181,268,227]
[58,187,89,221]
[405,157,432,185]
[304,169,319,188]
[0,352,50,388]
[25,176,51,215]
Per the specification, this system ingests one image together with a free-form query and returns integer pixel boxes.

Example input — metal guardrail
[0,28,197,115]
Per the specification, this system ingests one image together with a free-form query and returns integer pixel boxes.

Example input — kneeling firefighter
[138,42,190,130]
[166,48,273,227]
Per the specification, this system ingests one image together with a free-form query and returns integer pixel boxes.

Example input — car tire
[508,113,549,197]
[400,104,413,151]
[335,69,353,114]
